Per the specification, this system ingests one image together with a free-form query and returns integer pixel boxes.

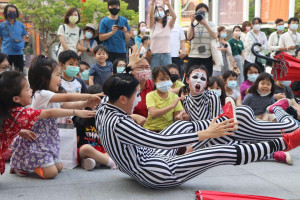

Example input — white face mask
[140,27,147,33]
[190,71,207,95]
[253,24,261,31]
[133,30,137,36]
[131,90,141,114]
[257,89,271,97]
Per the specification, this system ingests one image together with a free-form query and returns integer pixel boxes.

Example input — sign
[261,0,289,23]
[218,0,243,25]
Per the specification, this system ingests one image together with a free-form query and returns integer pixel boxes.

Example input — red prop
[272,52,300,81]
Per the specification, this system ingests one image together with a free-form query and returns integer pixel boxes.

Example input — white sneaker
[81,158,96,171]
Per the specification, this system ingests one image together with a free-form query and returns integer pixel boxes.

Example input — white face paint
[189,71,207,95]
[131,90,141,114]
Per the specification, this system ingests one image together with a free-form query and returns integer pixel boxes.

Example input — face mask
[85,31,93,39]
[247,74,259,83]
[281,81,291,87]
[156,80,173,93]
[131,90,141,113]
[277,25,285,31]
[220,33,227,39]
[69,16,78,24]
[65,66,79,77]
[253,24,261,31]
[210,89,222,97]
[140,27,147,33]
[205,13,208,20]
[170,74,179,83]
[81,70,89,80]
[190,71,207,95]
[117,66,125,73]
[234,32,242,37]
[291,24,299,31]
[133,30,137,36]
[135,70,151,81]
[257,89,271,97]
[155,11,165,19]
[227,80,237,89]
[246,26,251,32]
[7,12,16,19]
[109,8,120,16]
[167,16,172,21]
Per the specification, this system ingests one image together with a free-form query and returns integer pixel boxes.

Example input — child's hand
[171,97,183,109]
[19,129,37,142]
[176,110,190,121]
[75,110,96,118]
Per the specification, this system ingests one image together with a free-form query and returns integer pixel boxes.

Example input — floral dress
[0,107,41,174]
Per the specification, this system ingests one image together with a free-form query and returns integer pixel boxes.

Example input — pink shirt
[240,80,253,100]
[150,21,172,54]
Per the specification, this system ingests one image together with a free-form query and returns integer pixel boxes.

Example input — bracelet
[73,109,76,116]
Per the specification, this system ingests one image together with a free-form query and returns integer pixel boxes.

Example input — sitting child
[223,70,242,106]
[240,63,260,100]
[168,64,185,95]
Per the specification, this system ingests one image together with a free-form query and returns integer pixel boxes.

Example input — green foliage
[249,0,255,23]
[296,0,300,18]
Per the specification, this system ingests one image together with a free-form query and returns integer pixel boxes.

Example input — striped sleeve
[209,93,222,118]
[115,118,199,150]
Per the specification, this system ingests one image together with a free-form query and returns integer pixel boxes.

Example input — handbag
[4,22,25,51]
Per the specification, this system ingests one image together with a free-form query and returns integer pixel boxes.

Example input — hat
[82,23,98,38]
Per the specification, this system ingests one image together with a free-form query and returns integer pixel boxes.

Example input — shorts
[76,145,107,164]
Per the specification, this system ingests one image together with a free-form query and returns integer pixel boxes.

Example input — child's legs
[55,162,63,173]
[34,164,58,179]
[79,144,109,165]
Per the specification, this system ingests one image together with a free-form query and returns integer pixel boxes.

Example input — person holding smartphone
[99,0,130,63]
[186,3,218,77]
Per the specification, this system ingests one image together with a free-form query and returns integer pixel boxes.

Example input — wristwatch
[87,48,90,52]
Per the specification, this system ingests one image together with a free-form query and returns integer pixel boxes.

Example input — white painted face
[189,70,207,95]
[131,89,141,114]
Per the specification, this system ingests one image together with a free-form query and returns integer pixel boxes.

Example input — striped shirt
[183,90,222,121]
[95,102,200,188]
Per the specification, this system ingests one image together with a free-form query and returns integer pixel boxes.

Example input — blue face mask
[117,67,125,74]
[291,24,299,31]
[156,80,173,93]
[281,81,291,87]
[247,74,259,83]
[85,31,93,39]
[227,80,237,89]
[65,66,79,77]
[81,70,89,80]
[210,89,222,97]
[220,33,227,39]
[155,11,165,19]
[277,25,285,31]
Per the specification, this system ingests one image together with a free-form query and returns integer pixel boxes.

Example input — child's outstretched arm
[38,109,96,120]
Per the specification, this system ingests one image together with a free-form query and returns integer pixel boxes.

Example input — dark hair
[167,63,179,72]
[154,6,167,28]
[64,7,80,24]
[141,36,150,44]
[178,85,190,98]
[152,66,171,83]
[58,50,79,64]
[112,58,126,74]
[248,72,275,97]
[87,84,103,94]
[207,76,226,106]
[0,71,25,132]
[296,48,300,57]
[29,55,59,95]
[275,18,284,24]
[108,0,120,7]
[79,61,90,69]
[186,65,209,83]
[223,70,238,80]
[137,21,147,35]
[288,17,299,24]
[103,74,139,103]
[3,4,19,19]
[93,44,108,55]
[0,53,8,63]
[232,25,242,32]
[57,86,67,93]
[195,3,209,12]
[244,63,260,80]
[241,21,251,32]
[252,17,262,25]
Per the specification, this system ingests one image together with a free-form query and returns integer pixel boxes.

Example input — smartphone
[224,44,228,48]
[116,26,124,30]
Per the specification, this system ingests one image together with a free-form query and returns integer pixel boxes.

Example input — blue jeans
[151,53,172,69]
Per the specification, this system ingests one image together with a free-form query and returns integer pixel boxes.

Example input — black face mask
[109,8,120,16]
[7,12,17,19]
[170,74,179,83]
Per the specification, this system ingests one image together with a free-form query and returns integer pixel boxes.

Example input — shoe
[274,151,293,165]
[282,128,300,152]
[267,98,292,114]
[218,101,234,119]
[12,168,29,177]
[81,158,96,171]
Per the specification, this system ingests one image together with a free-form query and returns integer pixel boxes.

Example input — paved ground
[1,147,300,200]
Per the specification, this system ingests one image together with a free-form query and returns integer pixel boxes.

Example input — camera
[195,11,205,21]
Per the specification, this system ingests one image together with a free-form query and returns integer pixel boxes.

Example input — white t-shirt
[226,89,241,101]
[57,24,84,55]
[61,78,84,93]
[170,24,185,57]
[32,90,61,110]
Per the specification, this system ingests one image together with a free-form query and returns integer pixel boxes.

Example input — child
[78,61,90,86]
[144,66,183,132]
[0,71,95,175]
[73,84,116,171]
[140,36,150,55]
[242,72,279,121]
[178,85,190,101]
[207,76,226,107]
[89,44,113,87]
[240,63,260,100]
[168,64,185,95]
[223,70,242,106]
[112,58,127,74]
[10,56,102,179]
[58,50,87,93]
